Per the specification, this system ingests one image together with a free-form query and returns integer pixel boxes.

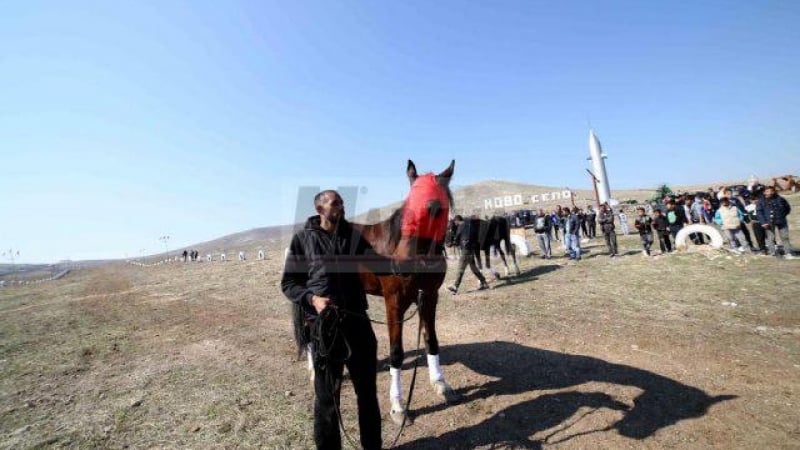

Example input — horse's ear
[407,160,418,185]
[436,160,455,185]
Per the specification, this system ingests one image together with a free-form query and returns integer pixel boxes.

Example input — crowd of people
[519,183,796,261]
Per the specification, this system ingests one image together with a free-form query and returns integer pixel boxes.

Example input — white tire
[674,224,724,250]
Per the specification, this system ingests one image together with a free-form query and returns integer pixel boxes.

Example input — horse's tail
[291,302,311,361]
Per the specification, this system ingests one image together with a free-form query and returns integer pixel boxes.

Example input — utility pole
[567,187,576,208]
[158,235,170,256]
[2,248,20,280]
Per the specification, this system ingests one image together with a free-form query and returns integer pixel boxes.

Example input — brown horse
[291,160,457,425]
[356,160,457,423]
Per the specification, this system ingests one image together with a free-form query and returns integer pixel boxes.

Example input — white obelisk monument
[588,129,612,205]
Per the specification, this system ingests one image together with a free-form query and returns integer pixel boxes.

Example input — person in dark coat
[586,205,597,238]
[282,190,402,450]
[634,207,654,256]
[665,200,688,239]
[756,186,794,258]
[447,215,489,294]
[598,203,618,257]
[652,209,672,253]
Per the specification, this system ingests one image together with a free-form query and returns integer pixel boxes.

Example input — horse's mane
[386,207,405,250]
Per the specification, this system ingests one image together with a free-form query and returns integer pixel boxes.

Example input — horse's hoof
[390,408,411,425]
[431,380,461,404]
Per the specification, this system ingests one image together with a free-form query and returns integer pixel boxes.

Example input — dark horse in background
[478,215,520,279]
[292,160,457,424]
[445,215,520,279]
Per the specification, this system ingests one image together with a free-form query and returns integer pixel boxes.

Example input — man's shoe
[477,283,489,291]
[446,285,458,295]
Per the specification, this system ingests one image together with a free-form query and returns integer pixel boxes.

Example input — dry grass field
[2,194,799,449]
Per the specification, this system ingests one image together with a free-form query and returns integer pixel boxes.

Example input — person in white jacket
[714,197,747,252]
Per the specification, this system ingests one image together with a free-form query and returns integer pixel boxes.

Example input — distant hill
[10,177,759,267]
[163,178,751,262]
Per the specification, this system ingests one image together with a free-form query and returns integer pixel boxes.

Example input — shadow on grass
[392,341,735,449]
[489,264,562,291]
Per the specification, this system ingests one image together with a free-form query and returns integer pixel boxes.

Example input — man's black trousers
[313,314,381,450]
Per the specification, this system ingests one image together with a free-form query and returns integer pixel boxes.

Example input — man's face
[765,188,775,198]
[316,192,345,223]
[638,210,645,217]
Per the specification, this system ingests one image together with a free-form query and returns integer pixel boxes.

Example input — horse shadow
[394,341,735,449]
[489,264,561,290]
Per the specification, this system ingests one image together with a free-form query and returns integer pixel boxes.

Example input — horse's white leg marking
[389,367,404,414]
[427,354,444,383]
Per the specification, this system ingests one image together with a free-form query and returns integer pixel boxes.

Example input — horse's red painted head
[401,160,454,245]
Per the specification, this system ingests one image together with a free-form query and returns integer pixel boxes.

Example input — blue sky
[1,1,798,263]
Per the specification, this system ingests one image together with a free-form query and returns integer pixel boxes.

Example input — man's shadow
[393,341,735,449]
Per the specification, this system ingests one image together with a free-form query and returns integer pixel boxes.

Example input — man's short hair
[314,190,339,207]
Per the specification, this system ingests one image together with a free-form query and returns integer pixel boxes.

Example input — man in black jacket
[598,203,618,257]
[756,186,794,258]
[586,205,597,238]
[447,215,489,294]
[665,200,688,239]
[652,209,672,253]
[281,190,396,450]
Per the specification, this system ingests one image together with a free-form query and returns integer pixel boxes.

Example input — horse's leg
[420,291,459,402]
[495,243,510,277]
[506,237,521,276]
[482,245,499,280]
[386,298,407,424]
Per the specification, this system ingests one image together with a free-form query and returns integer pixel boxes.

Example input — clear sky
[1,1,798,263]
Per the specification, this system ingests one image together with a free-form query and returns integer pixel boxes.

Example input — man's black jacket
[756,194,791,227]
[455,218,481,248]
[281,216,395,317]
